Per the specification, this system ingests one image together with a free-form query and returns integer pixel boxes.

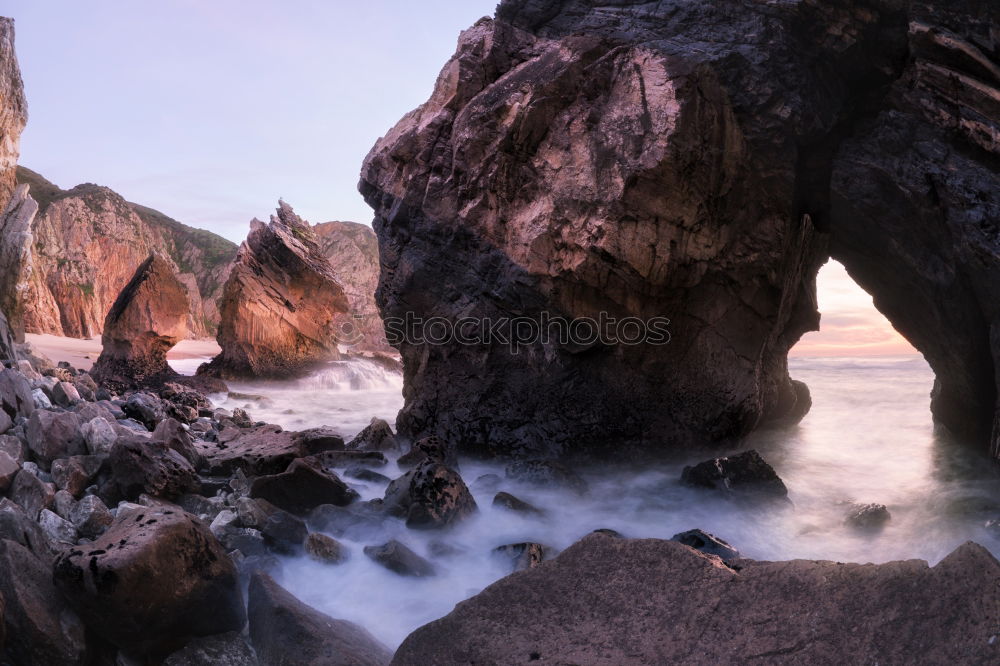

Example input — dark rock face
[385,461,478,530]
[101,436,200,503]
[392,533,1000,664]
[250,459,359,515]
[53,507,245,658]
[91,253,190,390]
[360,0,1000,460]
[248,571,392,666]
[199,201,350,379]
[681,449,788,498]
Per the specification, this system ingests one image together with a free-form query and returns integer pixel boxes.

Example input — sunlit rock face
[0,17,26,211]
[360,0,920,459]
[91,254,190,389]
[0,184,37,343]
[16,168,236,339]
[200,201,351,379]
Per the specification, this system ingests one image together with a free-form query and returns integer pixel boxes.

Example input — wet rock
[845,503,892,530]
[248,571,392,665]
[505,459,588,494]
[0,449,18,491]
[472,473,502,493]
[396,435,457,469]
[307,502,388,540]
[493,542,547,572]
[493,491,543,516]
[50,380,80,407]
[305,450,387,469]
[291,426,346,453]
[681,450,788,498]
[392,534,1000,664]
[231,407,254,428]
[50,454,103,497]
[101,436,200,503]
[162,631,258,666]
[0,539,87,666]
[53,507,246,657]
[81,415,118,455]
[343,466,390,484]
[69,494,113,538]
[672,529,740,562]
[123,391,166,430]
[10,468,55,519]
[37,508,77,544]
[305,532,348,565]
[347,417,399,453]
[196,424,305,476]
[0,367,34,420]
[199,201,351,379]
[258,501,308,554]
[152,417,202,467]
[90,253,190,390]
[25,408,84,469]
[363,540,436,577]
[250,459,359,515]
[398,461,478,529]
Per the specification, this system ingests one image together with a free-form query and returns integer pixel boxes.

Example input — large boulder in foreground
[199,201,350,379]
[248,571,392,666]
[392,533,1000,664]
[91,253,190,390]
[53,507,245,658]
[360,0,1000,461]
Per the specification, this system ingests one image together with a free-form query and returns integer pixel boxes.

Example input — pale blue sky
[5,0,497,242]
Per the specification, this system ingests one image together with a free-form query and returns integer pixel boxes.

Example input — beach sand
[24,333,221,374]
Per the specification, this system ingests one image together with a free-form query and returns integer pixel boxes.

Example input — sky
[2,1,914,357]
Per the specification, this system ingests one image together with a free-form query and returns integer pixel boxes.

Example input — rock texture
[16,167,236,339]
[0,17,26,210]
[199,201,350,378]
[360,0,1000,460]
[90,253,190,389]
[0,183,36,343]
[392,533,1000,664]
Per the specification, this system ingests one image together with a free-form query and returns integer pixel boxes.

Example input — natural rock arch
[360,0,1000,460]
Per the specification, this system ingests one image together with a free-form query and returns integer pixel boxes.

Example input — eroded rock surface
[392,533,1000,664]
[199,201,349,379]
[0,17,26,209]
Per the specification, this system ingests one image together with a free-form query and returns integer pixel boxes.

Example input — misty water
[173,353,1000,648]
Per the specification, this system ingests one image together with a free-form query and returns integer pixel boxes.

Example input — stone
[50,380,80,407]
[681,450,788,498]
[305,532,348,565]
[53,507,246,657]
[25,408,84,468]
[306,502,389,540]
[472,473,502,493]
[30,387,50,409]
[259,503,308,554]
[305,450,387,469]
[845,503,892,530]
[196,424,304,476]
[343,466,390,484]
[505,459,588,494]
[0,184,34,349]
[198,200,351,379]
[101,436,200,504]
[492,542,547,572]
[122,391,166,430]
[363,540,436,577]
[388,461,478,530]
[347,417,399,453]
[0,497,58,564]
[52,488,75,519]
[0,407,10,435]
[0,539,86,666]
[50,454,103,497]
[162,631,258,666]
[10,468,54,520]
[250,459,359,516]
[0,368,34,421]
[0,433,23,463]
[152,417,202,467]
[248,571,392,666]
[37,508,77,544]
[69,494,113,538]
[81,416,118,454]
[0,449,18,491]
[396,435,457,469]
[492,491,543,516]
[671,529,740,562]
[392,534,1000,664]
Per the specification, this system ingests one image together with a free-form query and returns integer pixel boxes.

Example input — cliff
[361,0,1000,459]
[15,167,236,339]
[0,17,26,210]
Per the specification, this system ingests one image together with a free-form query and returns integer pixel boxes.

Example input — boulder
[305,533,348,565]
[50,454,103,497]
[845,503,892,530]
[10,468,55,520]
[0,433,23,464]
[671,529,740,562]
[681,450,788,498]
[505,459,588,494]
[396,435,457,469]
[81,416,118,455]
[384,461,477,529]
[492,491,543,516]
[250,459,359,515]
[492,542,547,572]
[305,450,387,469]
[122,391,166,430]
[90,253,190,390]
[37,508,77,544]
[0,539,86,666]
[0,449,18,491]
[198,200,351,379]
[0,368,34,420]
[50,380,80,407]
[101,436,200,503]
[152,417,202,467]
[344,466,391,484]
[25,408,84,468]
[162,631,258,666]
[69,494,113,538]
[348,417,399,453]
[363,540,436,578]
[197,424,329,476]
[307,502,389,541]
[53,507,246,657]
[392,534,1000,664]
[248,571,392,666]
[0,408,10,435]
[0,498,59,564]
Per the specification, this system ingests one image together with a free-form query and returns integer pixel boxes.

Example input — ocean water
[176,353,1000,648]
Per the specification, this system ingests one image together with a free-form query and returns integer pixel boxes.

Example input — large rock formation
[15,167,236,339]
[90,254,190,389]
[199,201,350,378]
[360,0,1000,460]
[314,220,386,350]
[392,533,1000,664]
[0,17,26,210]
[0,183,36,342]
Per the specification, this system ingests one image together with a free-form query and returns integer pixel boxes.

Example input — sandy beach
[25,333,221,373]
